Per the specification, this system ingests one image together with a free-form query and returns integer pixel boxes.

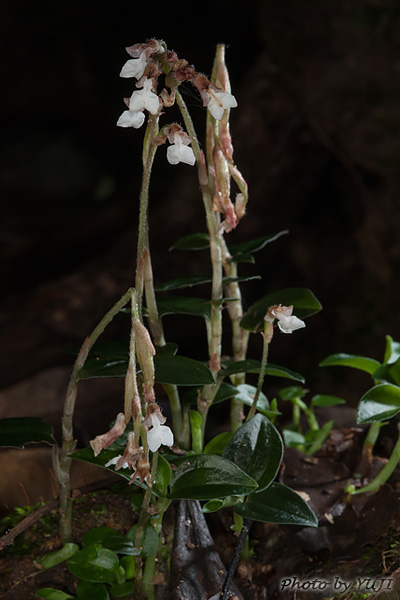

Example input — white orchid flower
[207,89,237,120]
[119,51,148,79]
[116,109,146,129]
[266,304,306,334]
[145,412,174,452]
[128,77,159,115]
[166,134,196,166]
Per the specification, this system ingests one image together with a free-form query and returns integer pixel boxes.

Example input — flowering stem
[57,288,134,542]
[176,90,224,443]
[142,497,171,595]
[175,90,223,361]
[135,116,184,444]
[246,321,273,422]
[220,240,249,431]
[134,449,158,584]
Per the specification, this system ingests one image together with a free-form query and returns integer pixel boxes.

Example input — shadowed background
[1,0,400,443]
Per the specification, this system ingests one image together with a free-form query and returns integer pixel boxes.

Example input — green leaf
[182,383,238,406]
[154,355,214,386]
[311,394,346,407]
[156,275,212,291]
[279,386,307,400]
[229,231,289,263]
[204,432,232,455]
[156,274,260,292]
[202,496,238,513]
[373,360,400,386]
[305,420,334,455]
[384,335,400,365]
[223,275,261,285]
[223,414,283,492]
[220,359,304,383]
[157,296,211,319]
[67,544,119,583]
[234,482,318,527]
[88,341,129,359]
[154,342,178,356]
[0,417,56,448]
[78,354,214,386]
[78,358,128,380]
[319,353,381,375]
[36,544,79,570]
[109,582,136,597]
[82,528,140,556]
[126,525,158,557]
[168,454,258,500]
[169,232,210,251]
[356,384,400,424]
[119,556,135,580]
[283,430,306,448]
[35,589,75,600]
[153,454,172,497]
[69,447,141,485]
[77,581,109,600]
[240,288,322,332]
[229,384,273,418]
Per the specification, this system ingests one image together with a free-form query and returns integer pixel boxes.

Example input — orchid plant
[1,40,327,600]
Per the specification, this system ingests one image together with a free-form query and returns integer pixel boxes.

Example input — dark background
[1,0,400,434]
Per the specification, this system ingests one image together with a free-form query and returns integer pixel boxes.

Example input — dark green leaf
[223,414,283,492]
[126,525,158,557]
[169,232,210,251]
[82,528,140,556]
[89,341,129,359]
[311,394,346,407]
[0,417,56,448]
[182,382,238,406]
[69,447,142,485]
[78,358,127,380]
[234,482,318,527]
[157,296,211,319]
[356,384,400,424]
[384,335,400,365]
[35,589,75,600]
[204,432,232,455]
[223,275,261,285]
[156,276,212,291]
[154,342,178,356]
[241,288,322,332]
[229,231,289,263]
[168,454,258,500]
[109,582,136,597]
[77,581,109,600]
[154,355,214,385]
[153,454,172,497]
[202,496,238,513]
[67,544,119,583]
[220,359,304,383]
[319,353,381,375]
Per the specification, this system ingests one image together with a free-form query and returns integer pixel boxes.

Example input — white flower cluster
[117,50,159,130]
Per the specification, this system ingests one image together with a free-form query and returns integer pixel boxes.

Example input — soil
[2,425,400,600]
